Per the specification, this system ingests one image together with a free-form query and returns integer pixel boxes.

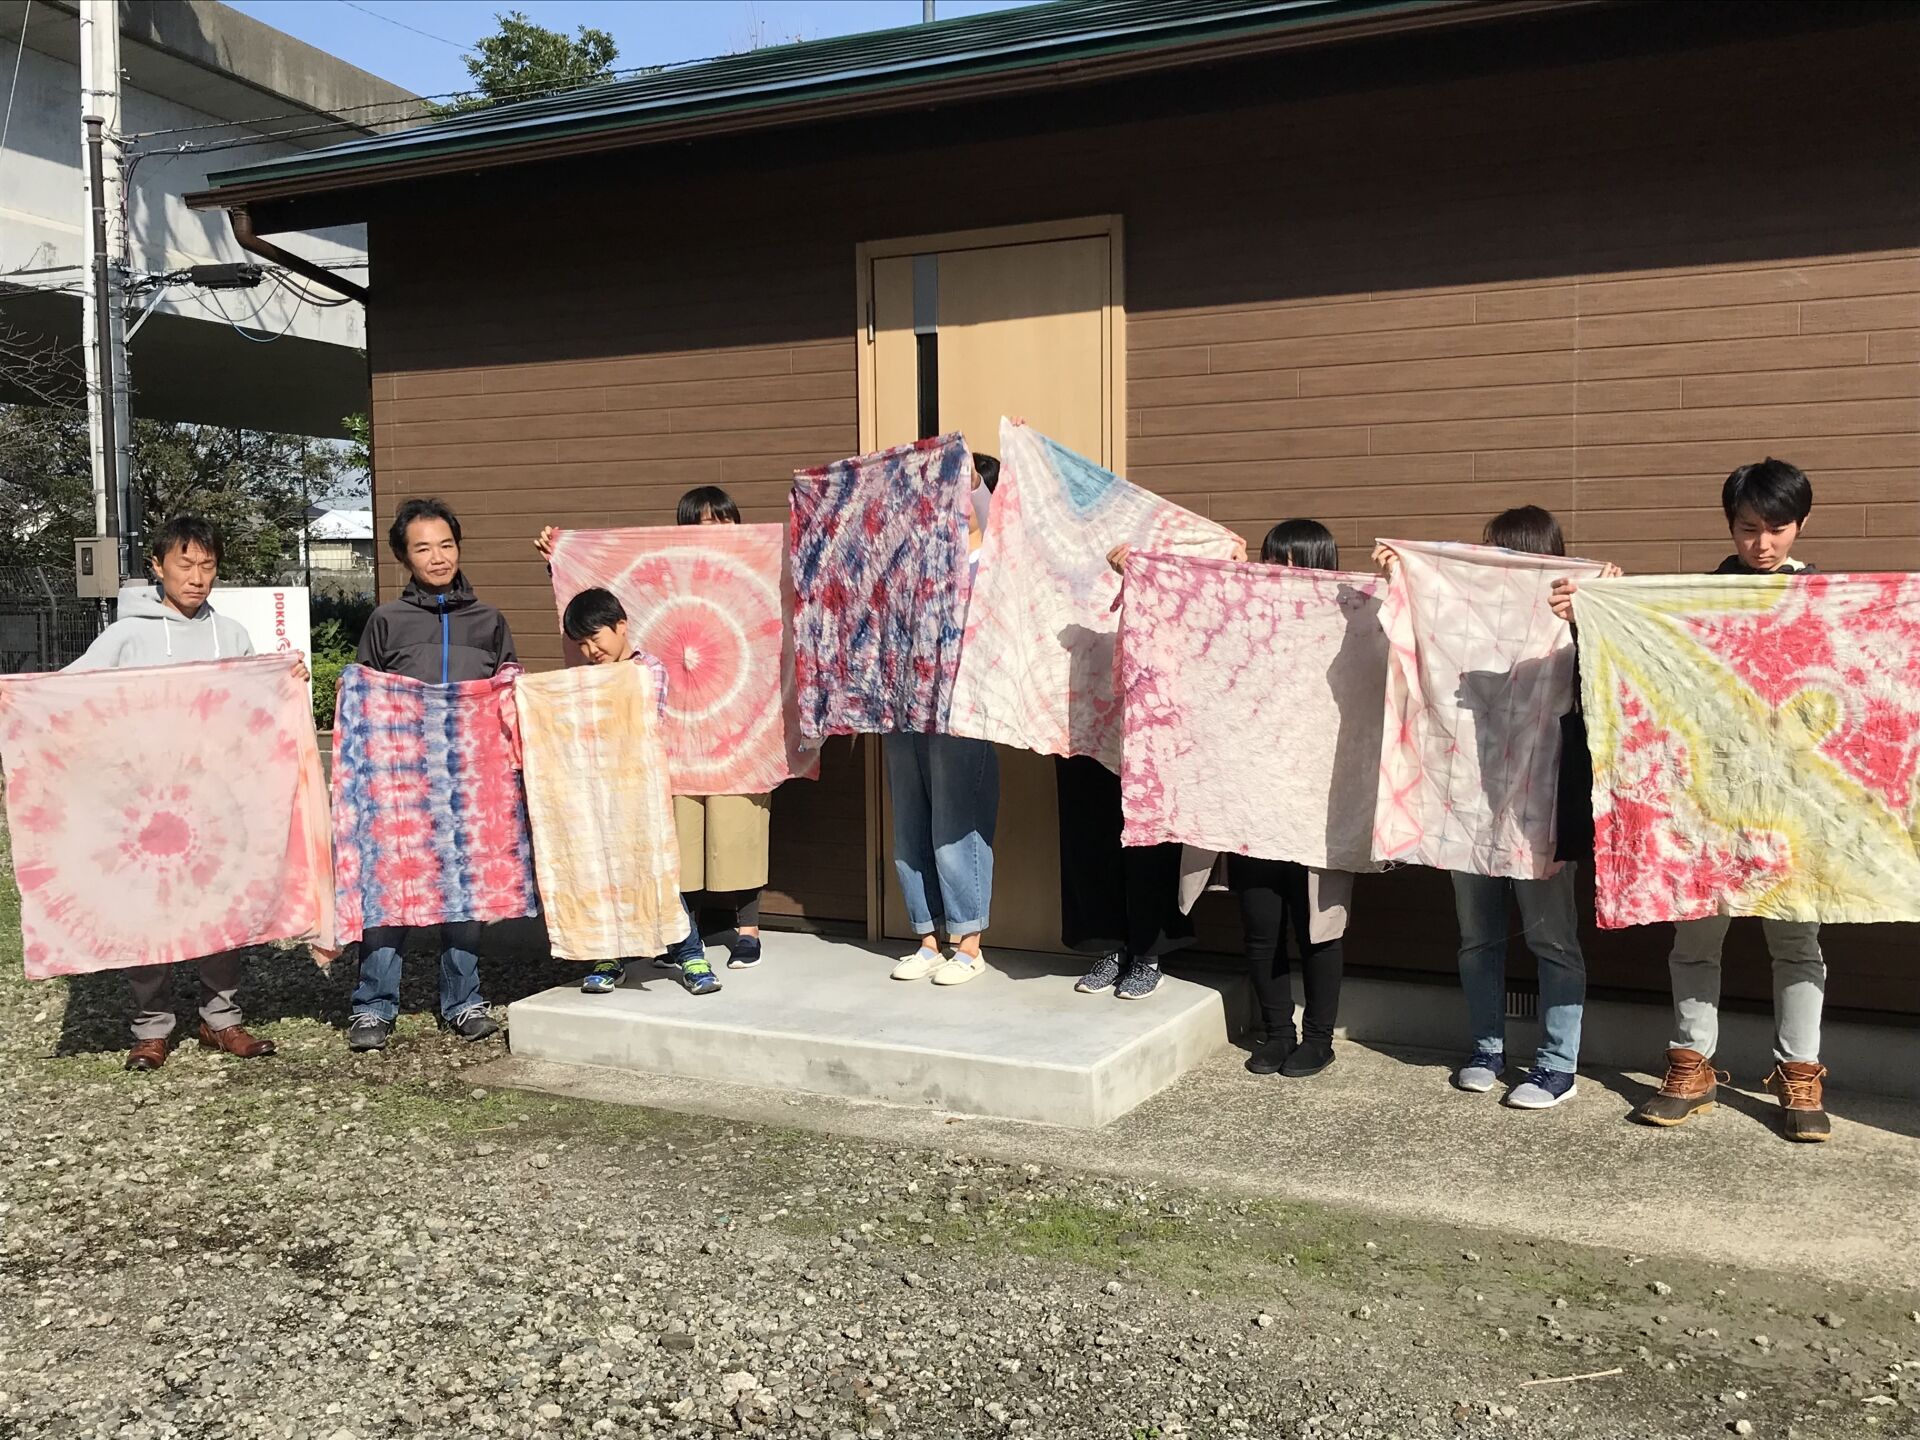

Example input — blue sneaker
[1453,1050,1505,1093]
[580,960,624,994]
[727,935,763,970]
[678,957,722,996]
[1506,1065,1578,1109]
[655,928,705,970]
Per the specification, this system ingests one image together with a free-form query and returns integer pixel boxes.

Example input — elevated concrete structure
[506,934,1247,1129]
[0,0,423,434]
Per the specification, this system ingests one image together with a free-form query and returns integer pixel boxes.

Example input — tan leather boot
[1631,1047,1725,1127]
[1763,1061,1831,1143]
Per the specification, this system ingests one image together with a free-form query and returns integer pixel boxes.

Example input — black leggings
[684,889,761,933]
[1054,755,1194,960]
[1229,854,1343,1043]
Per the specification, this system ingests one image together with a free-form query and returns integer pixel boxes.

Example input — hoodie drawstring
[439,595,449,685]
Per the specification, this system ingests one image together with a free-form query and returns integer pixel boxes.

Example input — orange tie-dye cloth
[0,655,335,978]
[512,661,690,962]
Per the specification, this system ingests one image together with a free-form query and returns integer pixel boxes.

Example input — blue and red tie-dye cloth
[329,664,539,943]
[788,433,974,739]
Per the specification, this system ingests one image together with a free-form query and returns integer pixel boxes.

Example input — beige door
[861,221,1123,952]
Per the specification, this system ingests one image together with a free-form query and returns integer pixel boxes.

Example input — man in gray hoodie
[67,515,290,1070]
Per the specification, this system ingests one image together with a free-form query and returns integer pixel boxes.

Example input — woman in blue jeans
[1377,505,1609,1110]
[887,454,1000,986]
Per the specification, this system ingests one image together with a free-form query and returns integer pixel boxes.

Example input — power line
[339,0,468,51]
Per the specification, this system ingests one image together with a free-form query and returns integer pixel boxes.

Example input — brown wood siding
[364,11,1918,1012]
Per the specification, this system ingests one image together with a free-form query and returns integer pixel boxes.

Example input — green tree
[0,404,353,584]
[431,10,619,115]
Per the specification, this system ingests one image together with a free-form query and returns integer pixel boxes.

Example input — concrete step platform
[506,934,1246,1128]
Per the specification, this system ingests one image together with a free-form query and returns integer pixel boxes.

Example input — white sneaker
[891,946,945,981]
[932,954,986,986]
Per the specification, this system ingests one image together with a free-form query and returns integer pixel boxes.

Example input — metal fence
[0,565,102,673]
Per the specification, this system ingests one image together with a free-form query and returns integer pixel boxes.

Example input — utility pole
[79,0,134,584]
[923,1,935,21]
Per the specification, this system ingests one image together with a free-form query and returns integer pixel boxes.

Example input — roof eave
[189,0,1588,220]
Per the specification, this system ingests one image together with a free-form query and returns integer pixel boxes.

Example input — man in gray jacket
[68,515,290,1070]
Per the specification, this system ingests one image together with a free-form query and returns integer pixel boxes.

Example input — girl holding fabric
[536,486,773,973]
[887,455,1001,987]
[1374,508,1616,1110]
[1234,520,1353,1079]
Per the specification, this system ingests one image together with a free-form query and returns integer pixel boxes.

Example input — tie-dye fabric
[513,661,690,961]
[546,524,815,794]
[789,434,973,738]
[0,655,334,979]
[330,663,538,944]
[1372,539,1608,880]
[1575,572,1920,928]
[947,419,1240,770]
[1120,553,1389,871]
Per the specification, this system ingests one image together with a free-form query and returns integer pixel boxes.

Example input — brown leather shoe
[197,1022,276,1059]
[1763,1061,1832,1143]
[1631,1047,1725,1127]
[125,1037,168,1072]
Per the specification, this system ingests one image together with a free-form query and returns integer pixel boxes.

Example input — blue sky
[229,1,1031,98]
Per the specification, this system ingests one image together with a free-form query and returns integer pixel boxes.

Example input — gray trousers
[126,952,244,1042]
[1669,917,1824,1065]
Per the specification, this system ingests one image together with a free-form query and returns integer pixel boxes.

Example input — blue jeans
[884,732,997,936]
[1451,867,1586,1073]
[351,922,485,1022]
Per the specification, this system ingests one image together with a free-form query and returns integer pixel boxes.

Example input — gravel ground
[3,848,1917,1439]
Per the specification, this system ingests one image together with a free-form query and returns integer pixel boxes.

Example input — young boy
[346,498,518,1052]
[68,515,285,1071]
[560,586,720,997]
[1553,458,1829,1142]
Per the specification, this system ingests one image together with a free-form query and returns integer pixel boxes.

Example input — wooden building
[194,0,1920,1018]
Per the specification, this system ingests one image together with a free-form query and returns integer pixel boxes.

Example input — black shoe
[1280,1036,1335,1078]
[449,1007,500,1042]
[1244,1032,1296,1075]
[347,1014,392,1052]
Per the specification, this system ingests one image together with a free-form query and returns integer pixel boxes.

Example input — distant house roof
[195,0,1564,209]
[308,508,374,541]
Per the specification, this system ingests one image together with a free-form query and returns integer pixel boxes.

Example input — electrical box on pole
[73,537,122,600]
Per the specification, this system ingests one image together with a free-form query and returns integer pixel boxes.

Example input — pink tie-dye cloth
[547,523,815,795]
[0,655,335,979]
[1372,539,1608,879]
[947,419,1240,770]
[1120,553,1390,871]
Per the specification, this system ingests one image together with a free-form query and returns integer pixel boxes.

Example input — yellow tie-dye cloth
[513,661,691,962]
[1574,572,1920,929]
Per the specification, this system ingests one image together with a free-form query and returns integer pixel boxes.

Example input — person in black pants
[1234,853,1345,1077]
[1059,754,1193,1000]
[1237,519,1353,1077]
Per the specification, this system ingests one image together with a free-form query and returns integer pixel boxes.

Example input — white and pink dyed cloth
[947,419,1240,770]
[1372,539,1608,880]
[1119,552,1390,873]
[0,655,336,979]
[547,524,815,795]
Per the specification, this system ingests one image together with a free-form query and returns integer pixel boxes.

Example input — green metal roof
[203,0,1469,197]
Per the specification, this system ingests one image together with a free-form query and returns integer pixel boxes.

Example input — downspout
[226,206,369,303]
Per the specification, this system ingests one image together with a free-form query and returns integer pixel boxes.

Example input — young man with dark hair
[69,514,293,1070]
[1552,458,1830,1142]
[347,497,518,1052]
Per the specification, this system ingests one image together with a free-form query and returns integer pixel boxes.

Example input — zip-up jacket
[356,574,517,684]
